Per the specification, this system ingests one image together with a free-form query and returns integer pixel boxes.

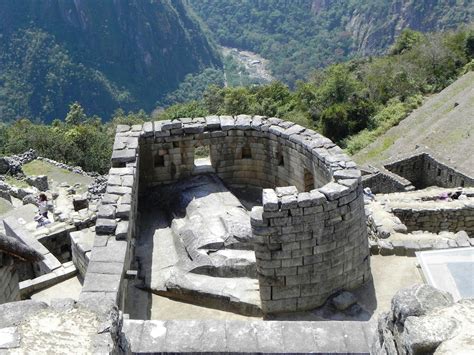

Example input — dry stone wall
[138,115,338,190]
[251,184,369,313]
[392,205,474,236]
[94,115,370,316]
[80,125,140,313]
[103,115,370,313]
[384,152,473,189]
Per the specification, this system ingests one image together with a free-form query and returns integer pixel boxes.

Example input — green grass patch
[4,175,29,188]
[23,159,93,193]
[0,197,13,216]
[344,95,423,157]
[22,159,69,176]
[194,145,210,159]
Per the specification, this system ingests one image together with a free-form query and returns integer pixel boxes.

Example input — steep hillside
[189,0,473,84]
[0,0,221,123]
[353,71,474,175]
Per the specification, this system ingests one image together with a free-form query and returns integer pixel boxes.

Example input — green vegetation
[23,160,93,193]
[0,198,13,216]
[0,0,221,123]
[22,160,68,176]
[4,175,29,189]
[0,28,471,174]
[158,28,473,148]
[0,103,150,174]
[189,0,473,85]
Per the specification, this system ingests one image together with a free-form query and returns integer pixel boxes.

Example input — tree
[389,29,425,55]
[65,102,87,125]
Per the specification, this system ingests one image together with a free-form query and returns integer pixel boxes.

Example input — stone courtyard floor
[126,254,422,322]
[30,276,82,304]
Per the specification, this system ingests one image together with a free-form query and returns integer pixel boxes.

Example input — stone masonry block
[250,207,267,227]
[95,219,117,235]
[281,195,298,210]
[262,189,279,211]
[275,186,298,197]
[318,182,350,201]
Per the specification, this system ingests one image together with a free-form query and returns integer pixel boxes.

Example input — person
[37,193,48,218]
[34,214,51,228]
[363,187,375,201]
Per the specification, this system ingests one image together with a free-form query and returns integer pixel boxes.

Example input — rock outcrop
[373,284,473,354]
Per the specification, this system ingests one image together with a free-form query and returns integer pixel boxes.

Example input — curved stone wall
[138,115,338,190]
[97,115,370,315]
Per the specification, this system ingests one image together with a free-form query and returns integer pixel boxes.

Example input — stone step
[190,249,257,278]
[122,319,374,353]
[155,273,262,317]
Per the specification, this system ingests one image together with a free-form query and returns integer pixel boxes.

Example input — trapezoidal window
[193,144,214,174]
[277,145,284,167]
[154,153,165,167]
[242,145,252,159]
[304,169,314,192]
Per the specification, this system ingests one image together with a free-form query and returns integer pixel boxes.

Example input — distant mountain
[189,0,473,84]
[0,0,221,123]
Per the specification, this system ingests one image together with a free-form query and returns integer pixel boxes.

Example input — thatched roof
[0,233,43,262]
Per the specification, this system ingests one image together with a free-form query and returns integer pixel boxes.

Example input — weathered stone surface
[82,272,122,293]
[378,240,394,256]
[319,182,349,200]
[391,284,453,325]
[123,319,372,354]
[95,219,117,235]
[262,189,278,211]
[403,315,457,354]
[275,186,298,197]
[116,204,131,219]
[205,115,220,130]
[111,149,136,163]
[25,175,49,191]
[332,291,357,311]
[97,205,116,219]
[374,284,472,355]
[454,230,470,247]
[219,115,234,130]
[250,206,266,227]
[0,300,48,327]
[0,326,20,348]
[280,194,297,210]
[115,220,129,240]
[73,196,89,211]
[0,157,10,174]
[141,121,154,137]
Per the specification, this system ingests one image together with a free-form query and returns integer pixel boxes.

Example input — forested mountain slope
[189,0,473,84]
[353,71,474,175]
[0,0,221,123]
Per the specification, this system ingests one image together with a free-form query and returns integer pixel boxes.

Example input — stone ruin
[0,115,472,353]
[129,115,371,315]
[361,151,474,194]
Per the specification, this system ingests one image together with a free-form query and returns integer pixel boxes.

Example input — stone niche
[113,115,371,314]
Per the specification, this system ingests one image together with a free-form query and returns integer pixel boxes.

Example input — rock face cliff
[0,0,221,122]
[343,0,473,55]
[190,0,472,84]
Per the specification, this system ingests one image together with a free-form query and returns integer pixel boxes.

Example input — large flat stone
[0,300,48,327]
[82,272,122,293]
